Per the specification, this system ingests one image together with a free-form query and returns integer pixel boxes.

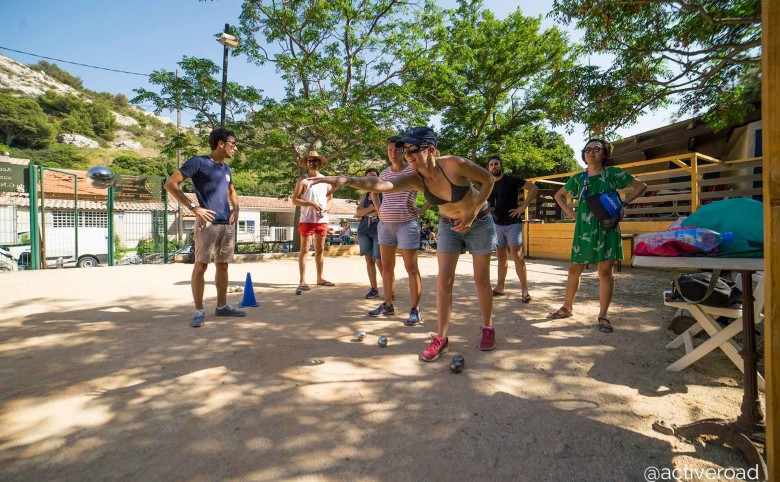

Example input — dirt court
[0,253,766,481]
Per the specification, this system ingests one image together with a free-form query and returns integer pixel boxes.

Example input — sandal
[317,280,335,287]
[546,306,573,319]
[521,294,532,304]
[597,316,614,333]
[492,290,505,297]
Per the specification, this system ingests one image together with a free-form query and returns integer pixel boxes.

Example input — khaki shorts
[194,222,235,264]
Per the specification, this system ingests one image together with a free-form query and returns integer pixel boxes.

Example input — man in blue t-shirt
[164,128,245,327]
[487,155,538,302]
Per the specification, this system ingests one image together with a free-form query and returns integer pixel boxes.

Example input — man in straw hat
[291,150,335,294]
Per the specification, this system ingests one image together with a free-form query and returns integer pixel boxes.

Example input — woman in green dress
[546,139,647,333]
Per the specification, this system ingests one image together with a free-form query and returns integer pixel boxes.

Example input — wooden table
[633,256,766,477]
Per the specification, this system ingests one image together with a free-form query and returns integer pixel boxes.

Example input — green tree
[132,56,263,131]
[0,94,55,147]
[233,0,435,183]
[38,90,83,117]
[113,93,129,107]
[110,154,176,177]
[492,125,578,178]
[551,0,761,134]
[407,1,572,165]
[11,145,89,169]
[85,102,116,140]
[29,61,84,90]
[59,109,96,138]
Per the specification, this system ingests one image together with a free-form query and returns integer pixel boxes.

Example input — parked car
[172,244,194,264]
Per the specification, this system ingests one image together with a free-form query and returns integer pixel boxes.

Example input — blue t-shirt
[179,155,233,224]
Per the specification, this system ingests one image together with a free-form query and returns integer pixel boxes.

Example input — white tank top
[299,175,330,223]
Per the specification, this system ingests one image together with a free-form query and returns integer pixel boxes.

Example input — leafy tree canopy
[551,0,761,135]
[0,93,55,148]
[110,154,177,177]
[490,125,578,178]
[407,0,572,167]
[227,0,438,187]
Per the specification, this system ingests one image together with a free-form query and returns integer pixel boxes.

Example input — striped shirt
[379,164,418,223]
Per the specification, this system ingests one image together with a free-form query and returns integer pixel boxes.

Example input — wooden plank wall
[762,0,778,475]
[525,220,675,263]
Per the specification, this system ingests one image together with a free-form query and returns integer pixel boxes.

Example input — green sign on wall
[114,174,164,202]
[0,162,29,193]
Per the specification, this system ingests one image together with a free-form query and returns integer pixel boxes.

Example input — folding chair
[663,273,765,391]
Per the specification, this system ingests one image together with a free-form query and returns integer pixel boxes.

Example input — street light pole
[217,23,239,128]
[220,23,229,128]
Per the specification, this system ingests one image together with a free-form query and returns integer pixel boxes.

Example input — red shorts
[298,222,328,237]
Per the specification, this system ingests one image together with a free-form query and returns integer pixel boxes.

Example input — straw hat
[298,150,329,169]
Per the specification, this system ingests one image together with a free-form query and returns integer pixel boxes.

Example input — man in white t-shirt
[291,150,334,294]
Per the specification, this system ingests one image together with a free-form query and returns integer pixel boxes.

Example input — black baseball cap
[395,126,439,148]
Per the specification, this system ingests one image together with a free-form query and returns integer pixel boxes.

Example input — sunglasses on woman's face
[582,146,604,154]
[404,144,431,155]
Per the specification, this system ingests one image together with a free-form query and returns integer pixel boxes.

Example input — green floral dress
[563,167,635,264]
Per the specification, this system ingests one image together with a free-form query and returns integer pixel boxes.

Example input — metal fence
[0,161,173,270]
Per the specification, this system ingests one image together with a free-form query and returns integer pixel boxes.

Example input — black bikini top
[418,164,471,206]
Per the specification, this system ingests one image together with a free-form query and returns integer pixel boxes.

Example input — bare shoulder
[439,154,468,165]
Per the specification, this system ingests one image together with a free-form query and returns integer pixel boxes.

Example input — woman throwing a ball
[312,127,496,362]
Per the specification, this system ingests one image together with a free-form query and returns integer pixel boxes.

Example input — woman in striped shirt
[365,136,429,326]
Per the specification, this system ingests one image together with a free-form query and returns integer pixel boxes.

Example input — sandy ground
[0,254,766,481]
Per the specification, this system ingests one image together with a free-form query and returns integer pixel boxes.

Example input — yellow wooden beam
[762,0,778,476]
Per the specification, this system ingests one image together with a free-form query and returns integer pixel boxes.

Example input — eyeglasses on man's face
[225,140,238,148]
[403,144,431,155]
[582,146,604,154]
[306,158,321,164]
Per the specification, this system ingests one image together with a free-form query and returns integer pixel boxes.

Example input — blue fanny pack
[582,171,623,229]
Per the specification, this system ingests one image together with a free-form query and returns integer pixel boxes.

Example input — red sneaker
[420,336,448,362]
[479,326,496,351]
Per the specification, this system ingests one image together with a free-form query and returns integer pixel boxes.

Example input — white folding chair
[663,273,765,392]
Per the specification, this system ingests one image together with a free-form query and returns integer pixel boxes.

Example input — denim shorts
[495,222,524,248]
[358,232,381,259]
[378,219,420,250]
[437,211,496,255]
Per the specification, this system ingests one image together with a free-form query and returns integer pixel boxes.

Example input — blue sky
[0,0,675,154]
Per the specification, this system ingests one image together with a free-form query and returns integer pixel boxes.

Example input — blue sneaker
[215,305,246,317]
[365,287,380,299]
[368,303,394,317]
[190,311,205,328]
[405,308,422,326]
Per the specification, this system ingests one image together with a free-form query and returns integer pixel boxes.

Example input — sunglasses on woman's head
[582,146,604,154]
[404,144,431,155]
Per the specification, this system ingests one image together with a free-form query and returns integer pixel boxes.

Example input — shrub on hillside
[29,61,83,90]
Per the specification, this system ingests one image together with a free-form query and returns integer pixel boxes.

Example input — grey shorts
[437,211,496,256]
[378,219,420,250]
[495,223,524,248]
[194,222,235,264]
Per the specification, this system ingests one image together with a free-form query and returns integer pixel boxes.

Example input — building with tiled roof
[0,160,358,253]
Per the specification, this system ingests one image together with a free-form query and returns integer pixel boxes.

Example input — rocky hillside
[0,53,177,164]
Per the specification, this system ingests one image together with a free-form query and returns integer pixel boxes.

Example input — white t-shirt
[299,174,330,224]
